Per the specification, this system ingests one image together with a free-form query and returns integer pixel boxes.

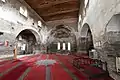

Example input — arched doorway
[80,23,94,55]
[16,29,38,54]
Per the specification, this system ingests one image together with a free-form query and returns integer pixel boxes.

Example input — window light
[85,0,89,8]
[57,42,60,50]
[38,21,42,27]
[20,7,28,17]
[79,15,81,22]
[63,43,66,50]
[116,57,120,72]
[68,42,71,50]
[1,0,6,2]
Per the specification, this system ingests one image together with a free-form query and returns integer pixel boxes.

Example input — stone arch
[105,14,120,53]
[80,23,91,37]
[48,24,77,53]
[106,14,120,33]
[15,26,41,44]
[79,23,94,53]
[15,27,41,54]
[104,14,120,75]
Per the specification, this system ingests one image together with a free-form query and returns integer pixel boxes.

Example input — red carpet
[24,54,46,80]
[0,55,37,73]
[0,54,40,80]
[24,66,46,80]
[0,54,114,80]
[0,60,21,73]
[1,64,29,80]
[0,60,14,65]
[55,55,87,80]
[51,63,73,80]
[49,54,73,80]
[55,55,114,80]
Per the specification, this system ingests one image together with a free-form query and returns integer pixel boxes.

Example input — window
[116,57,120,72]
[79,15,81,22]
[57,42,60,50]
[18,36,22,40]
[38,21,42,27]
[20,7,28,17]
[85,0,89,8]
[63,43,66,50]
[1,0,6,2]
[68,42,71,50]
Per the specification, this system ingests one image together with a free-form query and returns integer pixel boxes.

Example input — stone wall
[78,0,120,79]
[0,0,44,56]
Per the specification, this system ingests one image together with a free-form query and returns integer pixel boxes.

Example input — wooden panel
[35,1,79,15]
[24,0,80,21]
[25,0,78,8]
[42,11,78,21]
[41,8,79,16]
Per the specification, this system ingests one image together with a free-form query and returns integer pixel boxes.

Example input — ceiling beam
[45,17,78,22]
[33,0,78,9]
[42,11,78,21]
[41,8,79,16]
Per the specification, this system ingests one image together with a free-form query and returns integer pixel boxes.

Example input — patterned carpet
[0,54,114,80]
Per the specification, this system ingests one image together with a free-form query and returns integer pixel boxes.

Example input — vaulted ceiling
[24,0,80,22]
[51,24,71,38]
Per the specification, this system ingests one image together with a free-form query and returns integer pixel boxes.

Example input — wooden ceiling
[24,0,80,22]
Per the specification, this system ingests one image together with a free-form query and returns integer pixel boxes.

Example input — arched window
[38,20,42,27]
[85,0,89,8]
[63,43,66,50]
[20,6,28,17]
[79,15,82,22]
[68,42,71,50]
[57,42,60,50]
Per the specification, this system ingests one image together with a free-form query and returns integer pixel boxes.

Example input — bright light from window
[63,43,66,50]
[57,42,60,50]
[79,15,81,22]
[20,7,24,14]
[19,36,22,40]
[116,57,120,72]
[38,21,42,27]
[85,0,89,8]
[20,7,28,17]
[68,42,71,50]
[1,0,6,2]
